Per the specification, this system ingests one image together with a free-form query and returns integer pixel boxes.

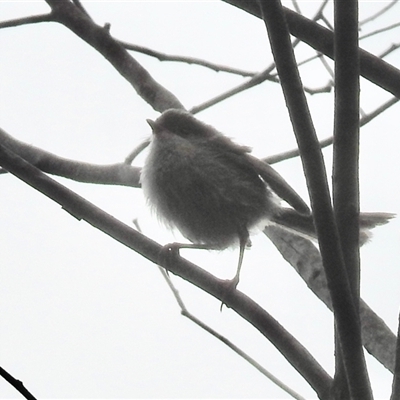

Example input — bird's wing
[246,154,310,215]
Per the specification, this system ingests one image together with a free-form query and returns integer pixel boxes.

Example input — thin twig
[190,67,276,114]
[360,21,400,41]
[0,13,52,29]
[158,268,307,400]
[290,0,302,15]
[120,40,256,77]
[263,96,399,165]
[133,216,307,399]
[318,53,335,78]
[124,138,151,165]
[359,0,399,26]
[378,42,400,59]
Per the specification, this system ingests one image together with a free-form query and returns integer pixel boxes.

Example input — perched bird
[140,109,394,285]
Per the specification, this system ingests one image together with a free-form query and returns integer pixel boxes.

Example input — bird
[140,109,394,286]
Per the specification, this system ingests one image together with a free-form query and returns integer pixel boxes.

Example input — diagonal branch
[390,313,400,399]
[159,268,307,400]
[45,0,183,112]
[263,97,399,165]
[0,142,333,398]
[0,366,37,400]
[264,226,396,373]
[0,127,141,187]
[222,0,400,99]
[257,1,372,398]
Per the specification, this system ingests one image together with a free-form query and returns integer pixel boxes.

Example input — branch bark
[257,1,372,398]
[45,0,184,112]
[222,0,400,98]
[0,142,333,398]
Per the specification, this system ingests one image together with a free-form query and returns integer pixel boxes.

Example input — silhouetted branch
[45,0,183,112]
[0,366,37,400]
[120,40,256,77]
[158,267,307,400]
[0,13,52,29]
[258,1,372,398]
[0,142,333,398]
[390,312,400,399]
[0,127,141,187]
[264,226,397,373]
[263,96,399,165]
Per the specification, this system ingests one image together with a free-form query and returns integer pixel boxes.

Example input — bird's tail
[270,208,395,245]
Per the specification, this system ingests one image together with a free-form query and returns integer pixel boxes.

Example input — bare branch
[158,268,307,400]
[0,366,37,400]
[222,1,400,98]
[0,13,52,29]
[379,42,400,58]
[45,0,183,112]
[263,96,399,165]
[359,0,399,26]
[264,226,397,373]
[120,40,256,77]
[390,312,400,399]
[0,142,333,397]
[190,67,276,114]
[360,21,400,41]
[0,127,141,187]
[258,1,372,397]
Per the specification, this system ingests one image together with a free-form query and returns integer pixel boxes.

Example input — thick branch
[264,226,397,373]
[0,128,141,187]
[0,143,333,398]
[333,1,366,397]
[222,0,400,98]
[258,1,372,398]
[45,0,183,112]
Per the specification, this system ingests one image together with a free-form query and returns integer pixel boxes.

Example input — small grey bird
[140,109,394,285]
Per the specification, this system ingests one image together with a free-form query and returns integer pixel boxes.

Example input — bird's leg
[227,233,250,289]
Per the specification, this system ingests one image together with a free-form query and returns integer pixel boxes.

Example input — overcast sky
[1,1,400,399]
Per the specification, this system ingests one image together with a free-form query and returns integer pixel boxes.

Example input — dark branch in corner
[0,366,37,400]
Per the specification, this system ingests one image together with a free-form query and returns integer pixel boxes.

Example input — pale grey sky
[1,1,399,399]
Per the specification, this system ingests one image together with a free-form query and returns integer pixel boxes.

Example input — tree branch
[333,1,365,396]
[0,13,52,29]
[390,312,400,399]
[0,142,333,398]
[222,0,400,99]
[0,127,141,187]
[264,226,397,373]
[0,366,37,400]
[263,96,399,165]
[257,1,372,398]
[120,40,256,77]
[45,0,184,112]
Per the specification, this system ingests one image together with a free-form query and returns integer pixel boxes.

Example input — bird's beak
[146,119,156,131]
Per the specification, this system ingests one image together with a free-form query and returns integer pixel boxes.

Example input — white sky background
[1,1,400,399]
